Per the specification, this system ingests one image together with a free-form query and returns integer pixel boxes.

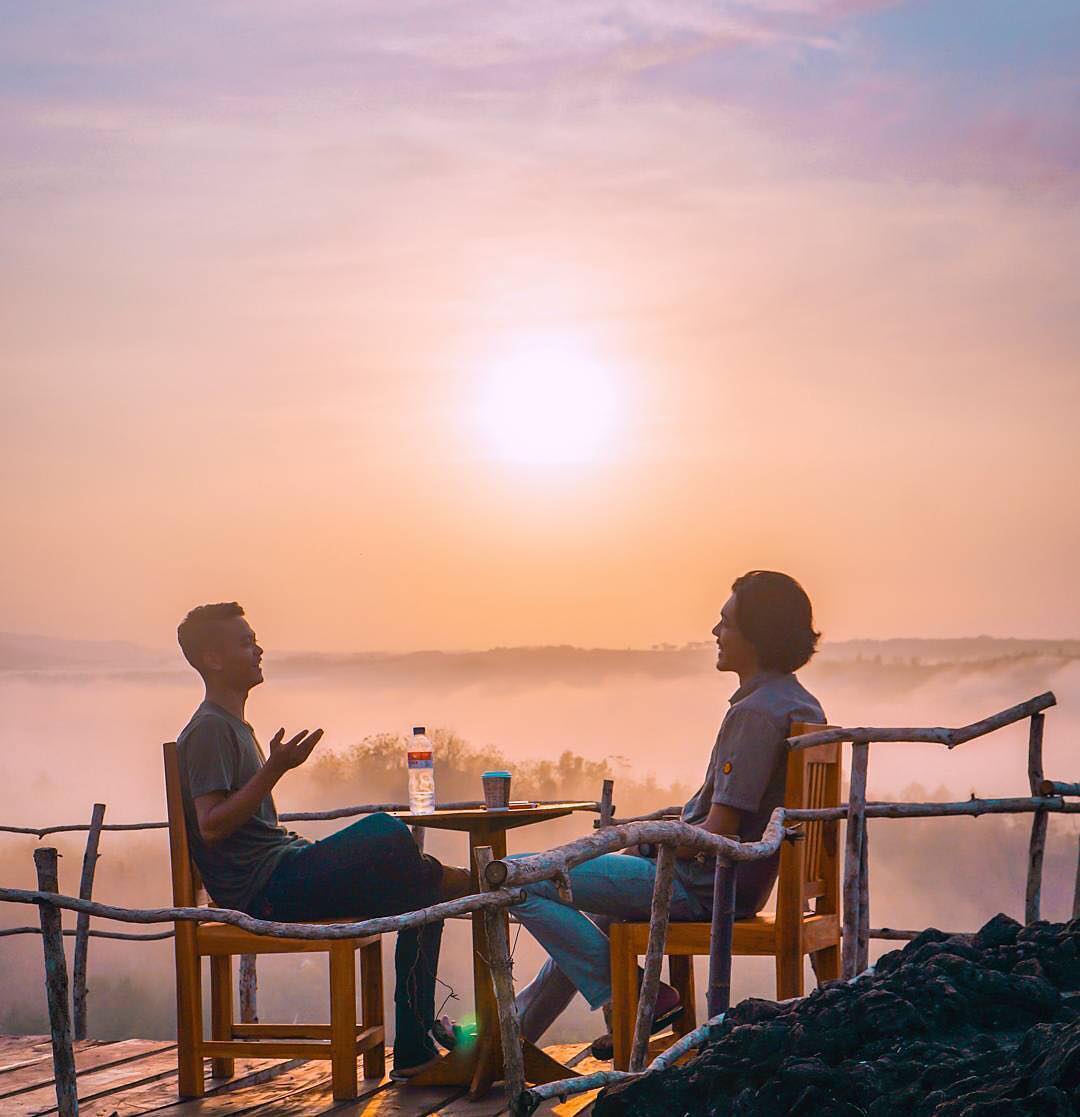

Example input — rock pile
[593,914,1079,1116]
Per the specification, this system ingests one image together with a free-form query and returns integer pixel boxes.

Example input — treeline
[302,729,694,817]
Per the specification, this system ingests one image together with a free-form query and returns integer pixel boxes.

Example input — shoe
[437,865,473,902]
[430,1015,458,1051]
[589,984,683,1061]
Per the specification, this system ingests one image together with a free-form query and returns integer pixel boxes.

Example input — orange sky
[3,4,1079,651]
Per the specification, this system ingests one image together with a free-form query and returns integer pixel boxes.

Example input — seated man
[175,602,470,1079]
[513,570,825,1051]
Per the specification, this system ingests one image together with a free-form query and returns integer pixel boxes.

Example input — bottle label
[407,752,434,769]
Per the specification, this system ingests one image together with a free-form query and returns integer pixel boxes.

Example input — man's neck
[736,660,762,689]
[203,683,249,722]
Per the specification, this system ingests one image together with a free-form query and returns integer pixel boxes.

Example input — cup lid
[482,771,512,778]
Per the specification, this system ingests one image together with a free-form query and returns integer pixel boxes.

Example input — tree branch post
[34,848,79,1117]
[599,780,615,828]
[707,848,737,1019]
[239,954,258,1023]
[630,842,676,1072]
[72,802,105,1041]
[856,816,870,974]
[475,845,526,1114]
[1073,832,1080,921]
[843,741,869,977]
[1025,713,1047,924]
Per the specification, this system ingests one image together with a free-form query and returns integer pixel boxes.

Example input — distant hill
[1,631,1077,682]
[0,632,171,671]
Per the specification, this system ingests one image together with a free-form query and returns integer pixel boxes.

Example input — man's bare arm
[624,803,743,859]
[672,803,743,859]
[194,728,323,846]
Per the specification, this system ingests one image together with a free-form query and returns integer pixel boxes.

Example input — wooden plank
[95,1059,328,1117]
[0,1040,175,1100]
[339,1084,465,1117]
[12,1049,191,1116]
[0,1037,55,1070]
[431,1083,510,1115]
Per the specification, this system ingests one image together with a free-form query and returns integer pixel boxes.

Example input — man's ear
[201,647,224,673]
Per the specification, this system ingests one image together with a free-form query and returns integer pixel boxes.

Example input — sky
[2,1,1079,652]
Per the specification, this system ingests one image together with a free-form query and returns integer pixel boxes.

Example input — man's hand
[268,728,324,772]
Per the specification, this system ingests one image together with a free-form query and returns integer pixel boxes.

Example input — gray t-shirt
[177,701,308,912]
[675,671,825,914]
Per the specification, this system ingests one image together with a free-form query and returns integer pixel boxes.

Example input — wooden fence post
[1025,713,1047,924]
[475,846,525,1113]
[856,817,870,974]
[630,842,676,1072]
[239,955,258,1023]
[842,741,869,977]
[34,848,79,1117]
[599,780,614,828]
[707,849,737,1019]
[72,803,106,1041]
[1073,832,1080,920]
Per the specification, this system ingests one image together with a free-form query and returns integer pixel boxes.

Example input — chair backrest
[783,723,841,916]
[163,741,206,908]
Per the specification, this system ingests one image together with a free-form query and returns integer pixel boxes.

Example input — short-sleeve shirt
[177,701,308,912]
[675,671,825,914]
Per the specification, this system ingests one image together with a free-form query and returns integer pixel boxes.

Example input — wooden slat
[93,1058,328,1117]
[199,1026,382,1061]
[11,1049,192,1117]
[340,1084,466,1116]
[0,1038,52,1066]
[0,1039,175,1100]
[196,925,379,956]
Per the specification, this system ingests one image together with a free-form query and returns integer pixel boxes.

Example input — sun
[474,333,620,465]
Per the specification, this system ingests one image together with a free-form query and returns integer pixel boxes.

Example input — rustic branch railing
[2,692,1077,1117]
[0,797,601,1041]
[0,799,601,838]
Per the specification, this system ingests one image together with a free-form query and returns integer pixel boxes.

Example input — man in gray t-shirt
[173,602,470,1076]
[514,571,825,1052]
[177,700,309,913]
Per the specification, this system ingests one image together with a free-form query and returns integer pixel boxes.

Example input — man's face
[202,616,264,690]
[711,593,757,675]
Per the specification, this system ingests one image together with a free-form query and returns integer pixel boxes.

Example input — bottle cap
[412,726,426,735]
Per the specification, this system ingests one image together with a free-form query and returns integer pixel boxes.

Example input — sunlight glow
[475,333,620,465]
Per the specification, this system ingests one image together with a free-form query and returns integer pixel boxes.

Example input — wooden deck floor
[0,1036,606,1117]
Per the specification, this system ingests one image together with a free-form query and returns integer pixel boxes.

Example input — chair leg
[360,940,385,1080]
[329,943,358,1100]
[775,936,805,1001]
[210,955,235,1079]
[810,944,841,985]
[609,924,638,1072]
[173,927,205,1098]
[668,955,696,1037]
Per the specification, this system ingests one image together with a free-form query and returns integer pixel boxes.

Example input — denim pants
[510,852,710,1011]
[249,813,445,1069]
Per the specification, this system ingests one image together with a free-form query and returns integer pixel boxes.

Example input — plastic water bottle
[407,726,435,814]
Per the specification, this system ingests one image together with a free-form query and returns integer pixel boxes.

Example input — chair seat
[615,912,841,957]
[196,920,380,957]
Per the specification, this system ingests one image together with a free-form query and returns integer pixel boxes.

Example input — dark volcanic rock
[592,915,1080,1117]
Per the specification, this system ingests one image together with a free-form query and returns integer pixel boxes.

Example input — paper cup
[482,771,512,810]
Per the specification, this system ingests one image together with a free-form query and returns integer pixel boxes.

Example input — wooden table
[391,802,595,1099]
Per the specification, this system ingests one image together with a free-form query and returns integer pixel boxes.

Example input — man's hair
[177,602,245,673]
[731,571,820,673]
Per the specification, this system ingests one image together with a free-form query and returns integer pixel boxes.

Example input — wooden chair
[163,741,385,1099]
[609,723,842,1070]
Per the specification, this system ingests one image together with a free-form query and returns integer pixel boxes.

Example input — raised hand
[268,727,324,772]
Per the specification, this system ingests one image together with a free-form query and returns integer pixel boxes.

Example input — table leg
[410,822,579,1096]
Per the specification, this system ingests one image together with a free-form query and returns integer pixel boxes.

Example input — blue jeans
[511,852,709,1010]
[249,813,445,1069]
